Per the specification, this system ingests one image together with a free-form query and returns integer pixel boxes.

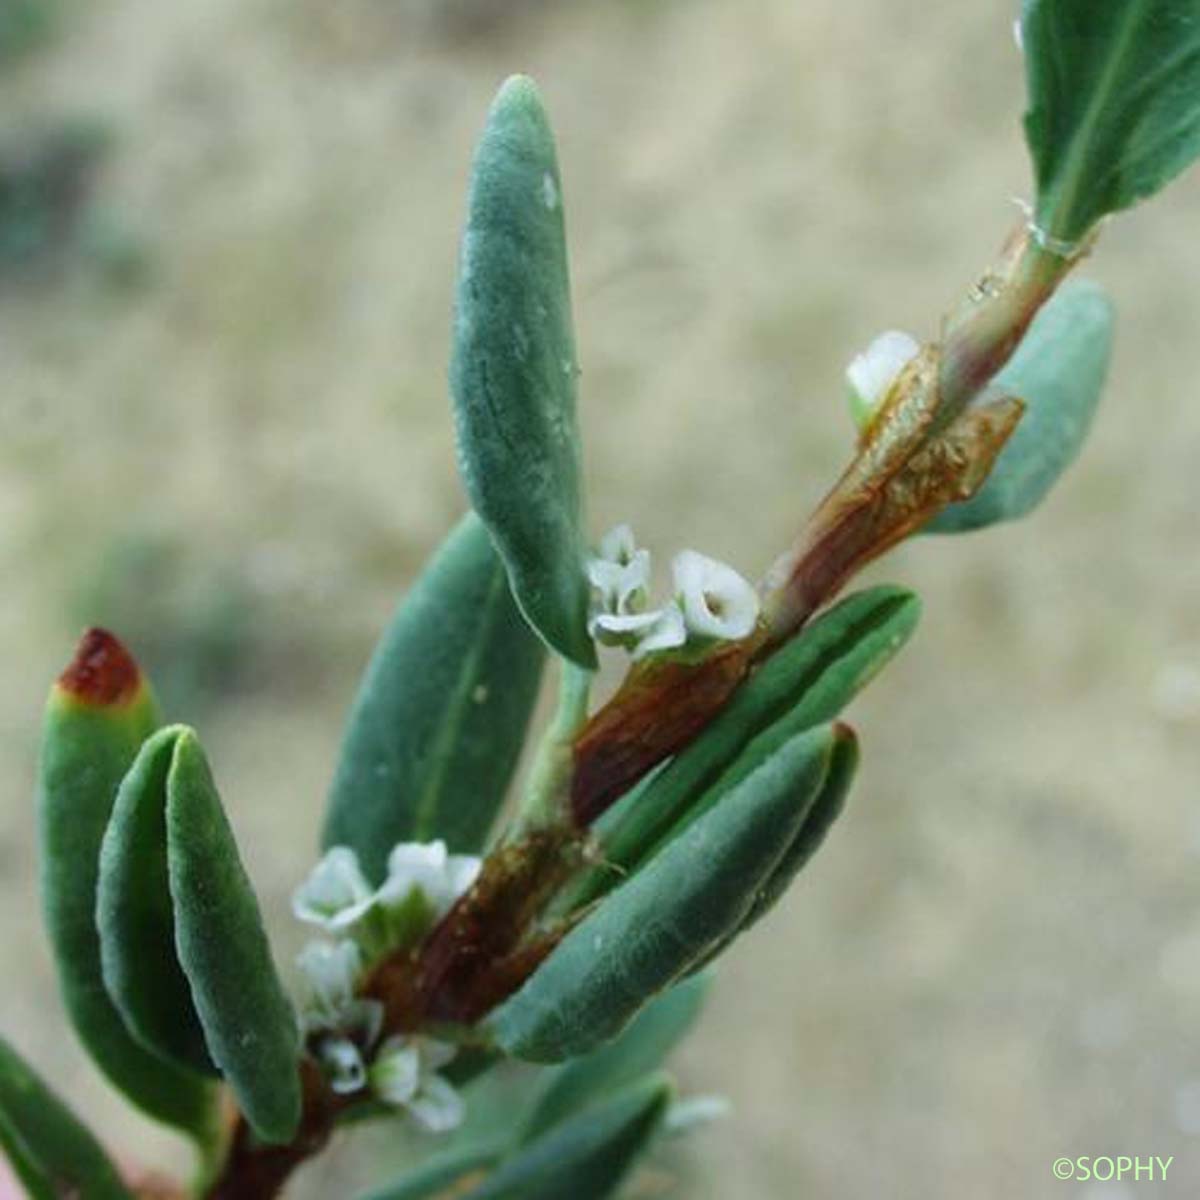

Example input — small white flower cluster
[587,525,760,661]
[845,330,920,428]
[311,1020,463,1133]
[291,841,479,1131]
[293,842,480,960]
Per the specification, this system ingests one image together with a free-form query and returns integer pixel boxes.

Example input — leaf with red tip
[37,630,218,1140]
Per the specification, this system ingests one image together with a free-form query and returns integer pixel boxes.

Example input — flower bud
[845,330,921,427]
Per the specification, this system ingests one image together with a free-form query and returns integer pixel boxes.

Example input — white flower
[598,523,637,565]
[672,551,760,641]
[316,1037,367,1095]
[589,607,664,646]
[408,1074,466,1133]
[369,1036,463,1133]
[292,846,374,932]
[378,840,481,919]
[368,1038,420,1105]
[845,330,921,427]
[587,523,651,617]
[293,841,479,961]
[629,601,687,660]
[295,939,384,1041]
[296,940,360,1019]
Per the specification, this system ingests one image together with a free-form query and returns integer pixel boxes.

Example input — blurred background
[2,0,1199,1196]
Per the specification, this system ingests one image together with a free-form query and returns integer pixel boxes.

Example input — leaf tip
[494,73,545,113]
[55,627,145,708]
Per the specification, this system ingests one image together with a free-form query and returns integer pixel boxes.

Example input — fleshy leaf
[461,1075,671,1200]
[323,514,545,880]
[925,280,1114,532]
[520,973,711,1141]
[449,75,595,668]
[0,1034,132,1200]
[165,728,303,1144]
[97,728,216,1077]
[489,727,838,1062]
[570,586,918,907]
[1022,0,1200,247]
[738,726,858,933]
[687,726,858,977]
[35,630,218,1139]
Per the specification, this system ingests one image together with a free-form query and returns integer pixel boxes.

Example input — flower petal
[846,330,921,426]
[296,939,361,1016]
[369,1036,421,1106]
[381,840,482,917]
[672,551,760,641]
[292,846,373,929]
[588,548,651,614]
[597,523,637,565]
[630,600,688,660]
[406,1074,465,1134]
[590,609,667,640]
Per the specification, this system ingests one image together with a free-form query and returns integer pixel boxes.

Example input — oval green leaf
[520,972,710,1142]
[165,728,302,1144]
[97,727,217,1077]
[450,75,594,668]
[0,1034,131,1200]
[1022,0,1200,246]
[687,725,859,979]
[323,514,545,881]
[35,630,217,1139]
[463,1075,671,1200]
[490,726,837,1062]
[926,280,1114,533]
[571,586,918,907]
[739,725,858,933]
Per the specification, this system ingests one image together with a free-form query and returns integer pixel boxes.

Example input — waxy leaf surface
[450,76,594,667]
[324,514,545,880]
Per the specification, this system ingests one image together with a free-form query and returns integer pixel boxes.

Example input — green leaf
[1022,0,1200,246]
[0,1033,132,1200]
[489,726,838,1062]
[357,1145,502,1200]
[323,514,545,881]
[926,280,1114,533]
[520,973,711,1142]
[738,726,858,933]
[571,586,919,907]
[165,728,303,1144]
[97,728,216,1077]
[462,1075,671,1200]
[449,75,595,668]
[686,726,859,978]
[35,630,217,1140]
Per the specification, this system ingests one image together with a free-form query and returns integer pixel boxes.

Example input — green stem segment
[937,225,1079,425]
[760,224,1081,644]
[516,659,593,833]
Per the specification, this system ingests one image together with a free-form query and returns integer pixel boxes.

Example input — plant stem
[573,222,1087,816]
[514,657,593,833]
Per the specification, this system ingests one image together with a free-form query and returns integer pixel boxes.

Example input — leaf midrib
[410,558,510,842]
[1039,0,1147,241]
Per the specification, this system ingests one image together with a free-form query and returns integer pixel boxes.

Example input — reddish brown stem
[206,1063,343,1200]
[570,635,759,825]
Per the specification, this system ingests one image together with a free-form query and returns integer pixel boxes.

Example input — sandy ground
[2,1,1200,1196]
